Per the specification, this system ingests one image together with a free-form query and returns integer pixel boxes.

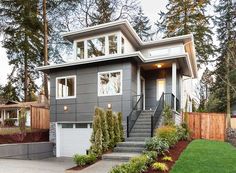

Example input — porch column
[172,62,177,110]
[137,65,141,97]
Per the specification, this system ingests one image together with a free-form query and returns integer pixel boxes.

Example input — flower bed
[0,129,49,144]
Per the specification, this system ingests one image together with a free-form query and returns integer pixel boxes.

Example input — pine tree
[106,109,114,148]
[156,0,215,65]
[98,108,109,152]
[132,7,152,41]
[0,81,19,101]
[0,0,44,101]
[208,0,236,117]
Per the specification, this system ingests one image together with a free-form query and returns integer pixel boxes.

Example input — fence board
[31,106,49,129]
[187,112,226,141]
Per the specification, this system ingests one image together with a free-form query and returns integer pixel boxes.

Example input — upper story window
[88,37,105,58]
[75,33,124,60]
[56,76,76,99]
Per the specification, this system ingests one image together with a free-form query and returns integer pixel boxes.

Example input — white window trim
[97,70,123,97]
[74,31,121,60]
[56,75,76,100]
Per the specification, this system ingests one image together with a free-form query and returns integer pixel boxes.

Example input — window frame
[56,75,76,100]
[97,70,123,97]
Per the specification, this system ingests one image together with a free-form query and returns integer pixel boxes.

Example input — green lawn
[171,140,236,173]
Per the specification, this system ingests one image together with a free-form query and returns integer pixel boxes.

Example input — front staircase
[102,110,153,161]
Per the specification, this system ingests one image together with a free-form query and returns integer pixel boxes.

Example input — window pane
[75,123,88,128]
[62,123,74,128]
[67,78,75,96]
[77,42,84,59]
[121,37,125,54]
[57,78,65,97]
[109,35,117,54]
[87,37,105,58]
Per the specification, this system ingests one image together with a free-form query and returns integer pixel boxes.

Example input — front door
[156,79,166,100]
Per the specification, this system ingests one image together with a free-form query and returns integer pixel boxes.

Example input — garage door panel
[59,124,92,157]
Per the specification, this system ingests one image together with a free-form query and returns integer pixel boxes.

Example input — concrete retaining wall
[0,142,53,160]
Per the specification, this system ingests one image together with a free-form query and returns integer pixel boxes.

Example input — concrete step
[113,147,144,153]
[116,141,145,148]
[133,125,151,129]
[102,152,141,161]
[129,132,151,137]
[126,137,149,142]
[135,121,151,125]
[131,129,151,133]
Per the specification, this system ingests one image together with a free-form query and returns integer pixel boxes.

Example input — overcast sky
[0,0,167,85]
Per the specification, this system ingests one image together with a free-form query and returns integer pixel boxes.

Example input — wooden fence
[187,112,226,141]
[31,106,50,129]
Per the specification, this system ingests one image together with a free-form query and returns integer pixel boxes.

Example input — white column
[137,65,141,98]
[172,62,177,110]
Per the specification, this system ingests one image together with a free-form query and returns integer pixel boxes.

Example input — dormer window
[75,33,124,60]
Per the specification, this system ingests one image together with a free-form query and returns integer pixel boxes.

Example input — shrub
[142,151,158,165]
[156,126,178,147]
[98,108,109,151]
[162,156,173,162]
[145,136,169,155]
[152,162,168,172]
[19,108,27,132]
[117,112,124,141]
[73,154,96,166]
[4,119,16,127]
[109,163,130,173]
[113,115,121,144]
[176,124,189,141]
[106,109,115,148]
[163,105,174,126]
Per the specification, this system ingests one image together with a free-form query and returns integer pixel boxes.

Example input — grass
[0,127,38,135]
[171,140,236,173]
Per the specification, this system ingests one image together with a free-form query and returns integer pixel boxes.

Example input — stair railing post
[151,116,154,137]
[127,116,129,137]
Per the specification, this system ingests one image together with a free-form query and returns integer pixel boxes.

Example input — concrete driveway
[0,157,75,173]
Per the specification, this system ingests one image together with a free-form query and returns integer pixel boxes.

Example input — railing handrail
[127,94,143,137]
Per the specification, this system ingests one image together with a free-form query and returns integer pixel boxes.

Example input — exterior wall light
[64,106,68,111]
[107,103,112,109]
[157,64,162,68]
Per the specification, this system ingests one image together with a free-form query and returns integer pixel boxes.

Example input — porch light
[64,106,68,111]
[107,103,112,109]
[156,64,162,68]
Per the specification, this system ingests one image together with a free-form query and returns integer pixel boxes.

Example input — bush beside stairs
[102,110,154,161]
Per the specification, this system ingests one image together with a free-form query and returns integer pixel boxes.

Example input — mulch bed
[0,130,49,144]
[144,140,190,173]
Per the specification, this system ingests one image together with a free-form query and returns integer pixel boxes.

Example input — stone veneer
[49,122,57,156]
[226,128,236,147]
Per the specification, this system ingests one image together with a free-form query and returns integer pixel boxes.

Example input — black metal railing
[151,93,165,137]
[127,94,143,137]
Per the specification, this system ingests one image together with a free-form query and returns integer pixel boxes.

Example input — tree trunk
[24,54,28,102]
[43,0,49,99]
[226,51,231,128]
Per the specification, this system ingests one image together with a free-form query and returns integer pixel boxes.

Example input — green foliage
[106,109,115,148]
[145,137,169,155]
[117,112,124,141]
[156,126,178,147]
[163,104,174,126]
[162,156,173,162]
[73,154,96,166]
[176,124,190,141]
[152,162,168,172]
[4,119,16,127]
[142,151,158,164]
[0,82,19,101]
[19,108,27,132]
[113,115,121,144]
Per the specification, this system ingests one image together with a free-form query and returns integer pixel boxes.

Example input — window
[87,37,105,58]
[76,41,84,59]
[56,76,76,99]
[121,37,125,54]
[61,123,74,128]
[75,123,88,128]
[109,35,117,54]
[98,70,122,96]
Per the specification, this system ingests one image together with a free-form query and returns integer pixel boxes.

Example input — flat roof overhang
[37,52,195,78]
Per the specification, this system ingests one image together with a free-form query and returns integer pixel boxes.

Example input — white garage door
[58,123,93,157]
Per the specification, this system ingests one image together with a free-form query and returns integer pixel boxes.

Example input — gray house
[38,20,197,157]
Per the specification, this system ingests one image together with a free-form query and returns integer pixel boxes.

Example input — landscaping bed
[144,140,189,173]
[0,128,49,144]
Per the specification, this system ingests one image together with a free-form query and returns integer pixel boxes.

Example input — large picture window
[56,76,76,99]
[87,37,105,58]
[109,35,117,54]
[98,70,122,96]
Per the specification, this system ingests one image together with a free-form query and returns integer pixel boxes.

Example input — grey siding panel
[49,60,135,122]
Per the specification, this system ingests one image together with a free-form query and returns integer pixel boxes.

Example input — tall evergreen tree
[0,81,19,101]
[132,7,152,41]
[0,0,44,101]
[156,0,215,65]
[207,0,236,116]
